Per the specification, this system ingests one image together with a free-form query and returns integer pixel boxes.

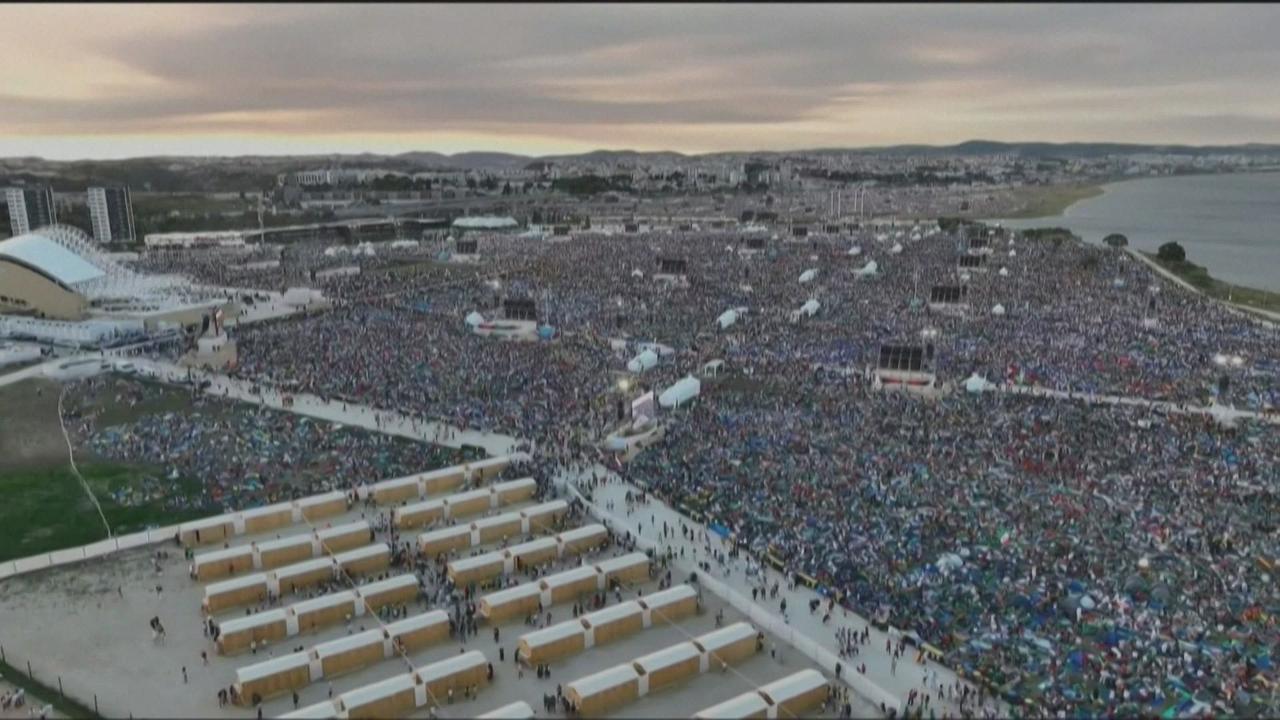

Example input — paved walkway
[554,462,1005,719]
[0,361,54,388]
[995,381,1279,425]
[1124,247,1280,325]
[127,357,525,458]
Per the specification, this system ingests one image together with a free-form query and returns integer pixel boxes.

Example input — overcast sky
[3,3,1279,159]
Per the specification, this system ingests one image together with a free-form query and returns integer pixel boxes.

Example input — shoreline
[1130,249,1280,320]
[996,168,1280,222]
[989,172,1280,306]
[996,182,1105,219]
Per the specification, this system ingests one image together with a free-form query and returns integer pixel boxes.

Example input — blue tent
[1067,649,1084,670]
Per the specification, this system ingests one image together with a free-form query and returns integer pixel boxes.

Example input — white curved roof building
[0,226,223,323]
[0,233,106,287]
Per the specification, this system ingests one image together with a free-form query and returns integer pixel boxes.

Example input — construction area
[0,456,848,719]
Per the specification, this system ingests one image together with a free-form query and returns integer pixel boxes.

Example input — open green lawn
[0,463,208,563]
[0,377,213,563]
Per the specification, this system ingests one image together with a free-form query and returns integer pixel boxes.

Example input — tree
[1157,242,1186,263]
[1103,233,1128,249]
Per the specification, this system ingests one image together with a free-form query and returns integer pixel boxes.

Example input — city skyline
[3,3,1280,159]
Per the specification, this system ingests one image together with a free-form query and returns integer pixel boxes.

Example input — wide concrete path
[128,357,524,458]
[554,462,1005,719]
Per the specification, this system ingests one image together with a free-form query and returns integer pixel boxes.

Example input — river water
[992,172,1280,291]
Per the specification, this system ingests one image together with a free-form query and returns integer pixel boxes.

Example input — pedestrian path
[997,381,1279,424]
[129,358,525,458]
[555,462,1006,719]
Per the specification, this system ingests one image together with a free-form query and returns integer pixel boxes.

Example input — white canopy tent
[658,376,701,408]
[964,373,995,394]
[626,349,659,373]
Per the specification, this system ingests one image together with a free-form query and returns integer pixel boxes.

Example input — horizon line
[5,138,1280,164]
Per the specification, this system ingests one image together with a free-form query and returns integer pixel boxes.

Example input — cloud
[1,3,1279,156]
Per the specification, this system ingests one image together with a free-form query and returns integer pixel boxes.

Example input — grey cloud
[10,3,1280,143]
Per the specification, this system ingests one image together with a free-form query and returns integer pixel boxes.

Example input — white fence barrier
[0,522,184,581]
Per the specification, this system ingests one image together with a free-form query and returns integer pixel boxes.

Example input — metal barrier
[0,641,102,717]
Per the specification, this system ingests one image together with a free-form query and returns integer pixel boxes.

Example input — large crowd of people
[625,379,1280,715]
[64,377,471,512]
[137,220,1278,715]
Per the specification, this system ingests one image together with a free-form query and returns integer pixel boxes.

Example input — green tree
[1103,233,1128,248]
[1157,241,1186,263]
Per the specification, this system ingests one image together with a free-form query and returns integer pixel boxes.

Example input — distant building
[87,186,136,244]
[5,186,57,236]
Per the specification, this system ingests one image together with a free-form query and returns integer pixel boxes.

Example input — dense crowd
[130,240,457,300]
[222,225,1276,439]
[146,221,1279,715]
[625,377,1280,715]
[64,377,470,512]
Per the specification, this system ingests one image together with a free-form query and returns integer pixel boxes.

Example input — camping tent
[856,260,878,277]
[991,304,1006,316]
[627,349,659,373]
[283,288,321,307]
[798,269,817,284]
[716,309,739,330]
[658,376,701,408]
[964,374,994,394]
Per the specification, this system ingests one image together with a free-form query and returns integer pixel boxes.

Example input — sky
[2,3,1279,159]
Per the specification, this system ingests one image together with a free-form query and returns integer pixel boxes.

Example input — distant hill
[800,140,1280,158]
[4,140,1279,192]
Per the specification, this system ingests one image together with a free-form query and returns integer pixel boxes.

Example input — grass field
[0,378,209,563]
[0,660,94,718]
[1000,184,1104,219]
[0,464,208,563]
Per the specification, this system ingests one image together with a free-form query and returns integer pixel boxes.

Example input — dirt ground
[0,379,67,472]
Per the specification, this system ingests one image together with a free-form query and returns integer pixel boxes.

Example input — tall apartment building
[4,186,57,236]
[87,186,136,244]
